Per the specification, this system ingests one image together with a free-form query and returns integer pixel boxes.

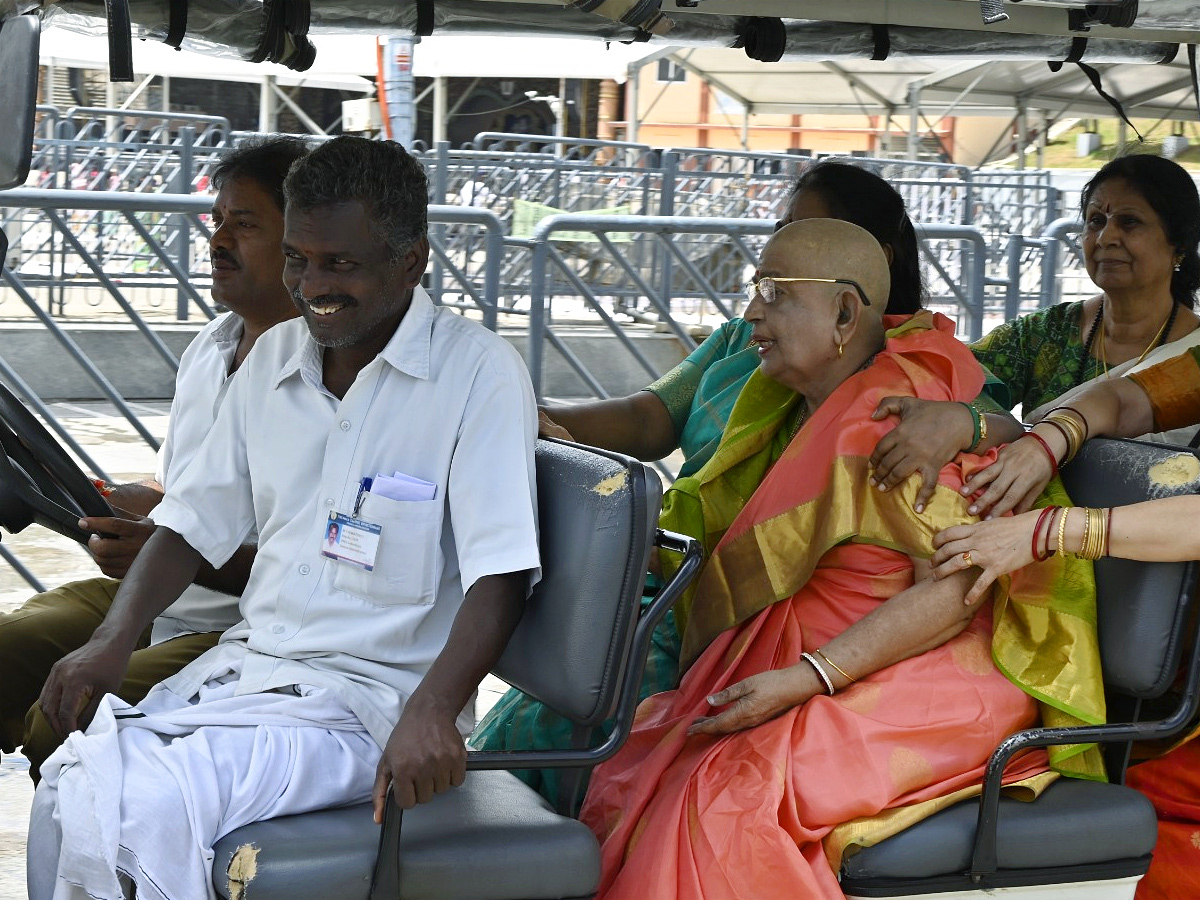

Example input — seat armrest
[969,568,1200,881]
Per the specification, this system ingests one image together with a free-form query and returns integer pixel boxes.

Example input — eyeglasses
[745,276,871,306]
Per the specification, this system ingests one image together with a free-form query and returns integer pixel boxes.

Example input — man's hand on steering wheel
[80,512,158,579]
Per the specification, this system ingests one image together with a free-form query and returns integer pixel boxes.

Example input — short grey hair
[283,136,428,261]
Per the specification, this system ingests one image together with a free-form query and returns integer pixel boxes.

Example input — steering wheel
[0,380,114,544]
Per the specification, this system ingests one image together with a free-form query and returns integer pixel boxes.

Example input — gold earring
[837,342,844,358]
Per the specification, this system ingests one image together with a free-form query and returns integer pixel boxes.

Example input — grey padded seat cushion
[212,769,600,900]
[1061,440,1197,697]
[840,778,1156,881]
[492,439,657,727]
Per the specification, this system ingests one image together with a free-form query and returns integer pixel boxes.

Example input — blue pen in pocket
[353,476,373,516]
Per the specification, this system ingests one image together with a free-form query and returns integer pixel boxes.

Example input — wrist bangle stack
[974,406,988,452]
[962,402,984,453]
[1025,431,1061,477]
[1042,407,1088,464]
[801,651,836,696]
[1078,507,1108,560]
[814,648,856,684]
[1032,506,1058,562]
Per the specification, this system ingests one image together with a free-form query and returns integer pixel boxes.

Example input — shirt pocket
[332,492,443,606]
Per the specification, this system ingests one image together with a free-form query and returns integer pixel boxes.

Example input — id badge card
[321,510,382,571]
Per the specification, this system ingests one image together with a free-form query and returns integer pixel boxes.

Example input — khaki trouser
[0,577,220,782]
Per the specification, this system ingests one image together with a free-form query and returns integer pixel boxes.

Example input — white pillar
[1015,99,1028,170]
[432,76,447,146]
[259,75,277,132]
[626,61,642,143]
[1035,109,1047,169]
[907,83,921,161]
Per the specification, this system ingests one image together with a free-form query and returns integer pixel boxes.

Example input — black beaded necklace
[1077,298,1179,386]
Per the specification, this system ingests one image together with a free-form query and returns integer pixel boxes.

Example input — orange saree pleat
[1127,740,1200,900]
[581,544,1046,900]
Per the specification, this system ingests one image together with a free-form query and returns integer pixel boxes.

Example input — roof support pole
[161,75,170,115]
[907,83,922,161]
[1118,117,1129,152]
[432,75,448,146]
[259,75,276,133]
[1015,98,1028,169]
[741,103,750,150]
[1035,109,1047,169]
[557,75,568,155]
[626,60,643,143]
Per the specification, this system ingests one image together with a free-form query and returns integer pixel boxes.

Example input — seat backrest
[1059,438,1200,699]
[491,438,662,728]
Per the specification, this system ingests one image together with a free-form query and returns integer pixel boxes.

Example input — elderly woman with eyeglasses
[471,162,1019,807]
[578,219,1103,900]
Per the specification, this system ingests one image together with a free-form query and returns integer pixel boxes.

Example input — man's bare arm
[38,527,205,736]
[372,570,528,819]
[103,480,165,518]
[195,543,257,596]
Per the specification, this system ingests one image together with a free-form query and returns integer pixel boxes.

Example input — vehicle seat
[840,437,1200,900]
[211,438,701,900]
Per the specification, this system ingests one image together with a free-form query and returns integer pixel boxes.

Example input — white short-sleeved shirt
[149,312,245,644]
[151,287,541,745]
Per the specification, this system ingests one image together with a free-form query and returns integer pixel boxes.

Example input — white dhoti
[29,679,380,900]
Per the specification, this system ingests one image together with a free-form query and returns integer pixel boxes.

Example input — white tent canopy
[646,45,1200,122]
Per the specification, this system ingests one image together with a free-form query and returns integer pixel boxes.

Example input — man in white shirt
[0,136,306,782]
[28,136,540,900]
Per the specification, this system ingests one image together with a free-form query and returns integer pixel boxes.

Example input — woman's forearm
[804,565,980,690]
[1106,496,1200,561]
[1030,376,1152,440]
[542,391,678,460]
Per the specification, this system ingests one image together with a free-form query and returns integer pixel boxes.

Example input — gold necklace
[1096,307,1173,379]
[787,401,810,440]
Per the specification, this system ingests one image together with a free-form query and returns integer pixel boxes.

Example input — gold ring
[962,551,974,566]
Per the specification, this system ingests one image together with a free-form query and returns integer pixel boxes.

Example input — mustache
[291,287,358,308]
[211,249,236,266]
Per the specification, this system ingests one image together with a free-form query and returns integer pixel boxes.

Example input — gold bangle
[1045,411,1086,463]
[1056,507,1070,557]
[814,648,856,684]
[977,410,988,449]
[1081,507,1106,560]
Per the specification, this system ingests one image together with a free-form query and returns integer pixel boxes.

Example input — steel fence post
[528,232,549,400]
[174,126,195,321]
[1005,233,1023,321]
[431,141,450,307]
[657,150,678,319]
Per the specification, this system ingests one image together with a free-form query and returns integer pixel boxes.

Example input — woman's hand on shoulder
[960,436,1053,519]
[687,666,817,736]
[869,397,975,513]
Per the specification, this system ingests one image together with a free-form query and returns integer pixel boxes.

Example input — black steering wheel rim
[0,381,113,544]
